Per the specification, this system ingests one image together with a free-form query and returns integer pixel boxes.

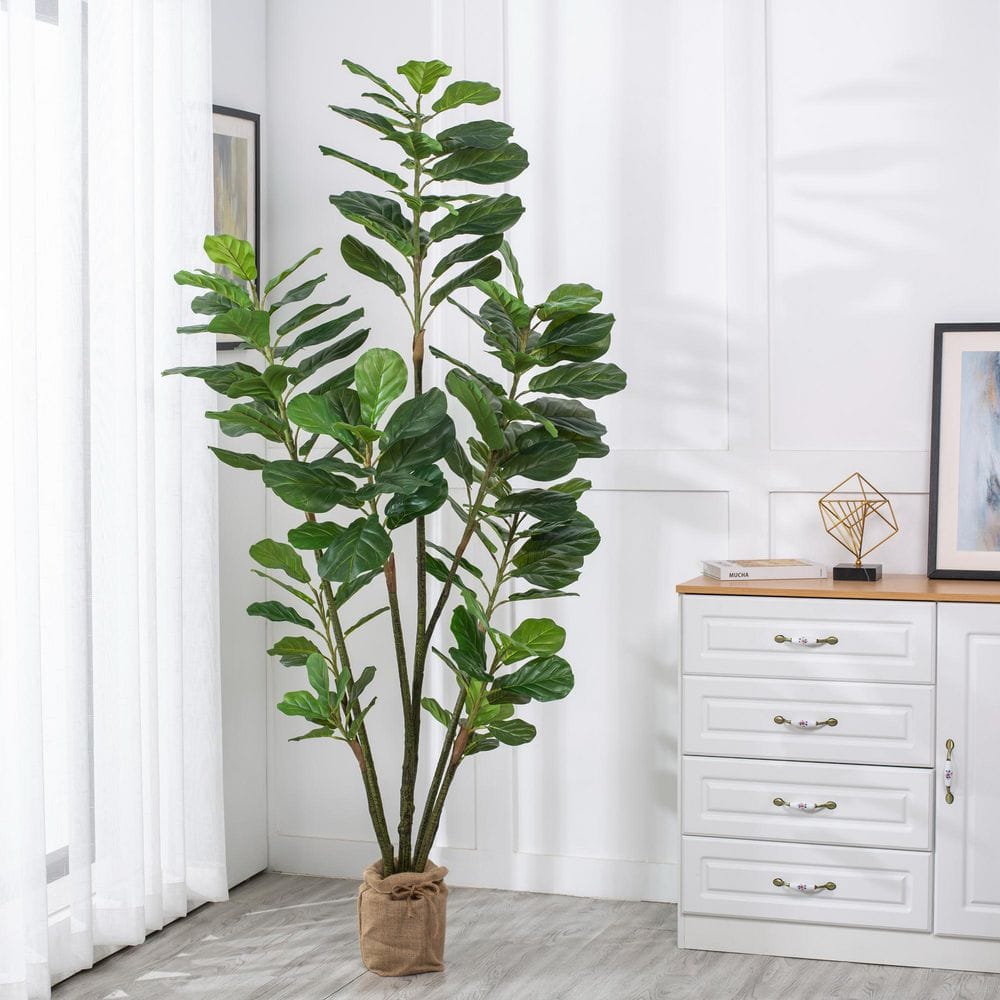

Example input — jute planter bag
[357,861,449,976]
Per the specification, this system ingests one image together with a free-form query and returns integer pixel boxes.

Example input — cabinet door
[936,604,1000,939]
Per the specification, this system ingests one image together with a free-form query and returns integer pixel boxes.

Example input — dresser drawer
[682,836,931,931]
[681,676,934,766]
[682,595,935,683]
[682,756,933,850]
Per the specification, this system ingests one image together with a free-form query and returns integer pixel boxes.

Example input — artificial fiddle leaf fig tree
[168,57,625,917]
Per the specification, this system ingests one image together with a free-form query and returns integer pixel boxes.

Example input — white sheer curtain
[0,2,227,996]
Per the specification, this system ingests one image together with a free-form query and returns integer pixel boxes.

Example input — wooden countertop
[676,574,1000,603]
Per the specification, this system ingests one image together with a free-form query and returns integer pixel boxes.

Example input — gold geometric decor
[818,472,898,581]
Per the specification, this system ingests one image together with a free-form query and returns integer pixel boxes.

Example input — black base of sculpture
[833,563,882,582]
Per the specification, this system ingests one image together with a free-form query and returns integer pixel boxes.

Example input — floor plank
[51,873,1000,1000]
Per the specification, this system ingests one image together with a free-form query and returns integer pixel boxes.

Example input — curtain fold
[0,2,227,996]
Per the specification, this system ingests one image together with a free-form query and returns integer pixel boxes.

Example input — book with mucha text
[702,558,827,581]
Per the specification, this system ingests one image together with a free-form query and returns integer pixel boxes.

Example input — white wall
[221,0,1000,901]
[211,0,269,889]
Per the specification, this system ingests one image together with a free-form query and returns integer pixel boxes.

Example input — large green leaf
[472,279,533,329]
[487,718,537,746]
[280,307,365,357]
[397,58,452,94]
[431,80,501,113]
[355,348,407,425]
[525,397,606,441]
[536,283,602,322]
[286,393,341,437]
[428,194,524,242]
[429,256,501,307]
[385,130,443,159]
[449,606,488,681]
[427,347,506,397]
[384,466,448,529]
[436,119,513,151]
[262,461,352,512]
[520,514,601,561]
[379,388,448,449]
[276,690,327,722]
[288,328,370,385]
[247,600,314,630]
[328,105,404,138]
[267,634,320,667]
[209,446,267,471]
[378,416,456,473]
[269,274,328,312]
[207,307,270,349]
[445,369,505,449]
[493,655,574,702]
[329,191,413,254]
[421,696,453,727]
[319,145,406,191]
[429,143,528,184]
[249,538,310,584]
[191,291,233,315]
[306,652,330,700]
[163,361,259,394]
[529,362,625,399]
[317,515,392,582]
[341,236,406,295]
[342,58,408,104]
[264,247,322,296]
[204,234,257,282]
[431,234,504,278]
[205,403,285,442]
[288,521,344,550]
[275,300,337,338]
[494,488,577,524]
[501,437,577,481]
[507,618,566,659]
[174,269,251,308]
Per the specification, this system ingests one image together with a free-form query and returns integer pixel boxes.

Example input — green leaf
[329,191,413,255]
[449,606,489,681]
[428,194,524,242]
[397,58,452,94]
[262,461,352,512]
[277,690,326,722]
[487,718,537,746]
[507,588,579,603]
[550,477,592,499]
[537,283,603,323]
[280,306,364,357]
[429,143,528,185]
[317,515,391,582]
[445,369,505,450]
[380,387,449,450]
[429,256,501,307]
[335,568,381,606]
[269,274,328,312]
[526,397,606,438]
[306,652,330,700]
[437,119,513,151]
[421,697,453,727]
[288,329,371,385]
[249,538,310,584]
[464,734,500,756]
[267,635,320,667]
[345,606,390,638]
[208,307,270,349]
[355,348,408,425]
[247,600,314,630]
[499,241,524,299]
[341,236,406,295]
[385,466,448,529]
[502,438,578,481]
[495,489,577,524]
[174,269,251,308]
[286,393,342,438]
[472,279,533,329]
[508,618,566,658]
[264,248,322,296]
[319,145,407,190]
[342,58,408,104]
[432,234,504,278]
[529,362,625,400]
[500,397,557,437]
[378,417,456,473]
[385,131,443,159]
[191,291,233,315]
[538,312,614,362]
[205,403,285,442]
[328,104,404,137]
[431,80,500,113]
[290,727,335,741]
[204,234,257,282]
[209,446,267,471]
[288,520,343,550]
[494,655,574,702]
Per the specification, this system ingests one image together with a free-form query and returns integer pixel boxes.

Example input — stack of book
[702,558,827,581]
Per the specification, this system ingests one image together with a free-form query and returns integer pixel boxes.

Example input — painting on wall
[928,323,1000,578]
[212,106,260,349]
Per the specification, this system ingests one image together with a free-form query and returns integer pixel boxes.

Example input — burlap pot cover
[357,861,449,976]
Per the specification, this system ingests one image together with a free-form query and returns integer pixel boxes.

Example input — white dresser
[677,575,1000,974]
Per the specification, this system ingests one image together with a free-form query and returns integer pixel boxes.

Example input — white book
[702,558,827,581]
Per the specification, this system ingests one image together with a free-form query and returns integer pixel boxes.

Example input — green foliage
[166,56,626,877]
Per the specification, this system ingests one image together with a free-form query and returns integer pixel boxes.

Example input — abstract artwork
[928,324,1000,578]
[212,107,259,348]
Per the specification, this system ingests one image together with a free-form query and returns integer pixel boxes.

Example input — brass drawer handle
[773,797,837,811]
[773,715,838,729]
[774,634,839,647]
[944,738,955,805]
[773,877,837,893]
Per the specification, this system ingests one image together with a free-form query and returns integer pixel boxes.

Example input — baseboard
[267,833,679,902]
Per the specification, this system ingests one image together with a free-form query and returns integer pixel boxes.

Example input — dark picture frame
[928,322,1000,579]
[212,105,260,350]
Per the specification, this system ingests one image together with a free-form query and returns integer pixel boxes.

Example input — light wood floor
[53,871,1000,1000]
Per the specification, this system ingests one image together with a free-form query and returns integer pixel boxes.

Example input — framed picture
[928,323,1000,578]
[212,106,260,349]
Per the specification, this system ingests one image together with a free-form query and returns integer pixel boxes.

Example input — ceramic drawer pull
[944,738,955,805]
[773,797,838,811]
[773,715,839,729]
[773,634,839,647]
[772,877,837,893]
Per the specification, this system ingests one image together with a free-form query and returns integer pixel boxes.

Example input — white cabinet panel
[682,675,934,766]
[683,595,935,683]
[682,836,931,931]
[683,756,933,850]
[936,604,1000,939]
